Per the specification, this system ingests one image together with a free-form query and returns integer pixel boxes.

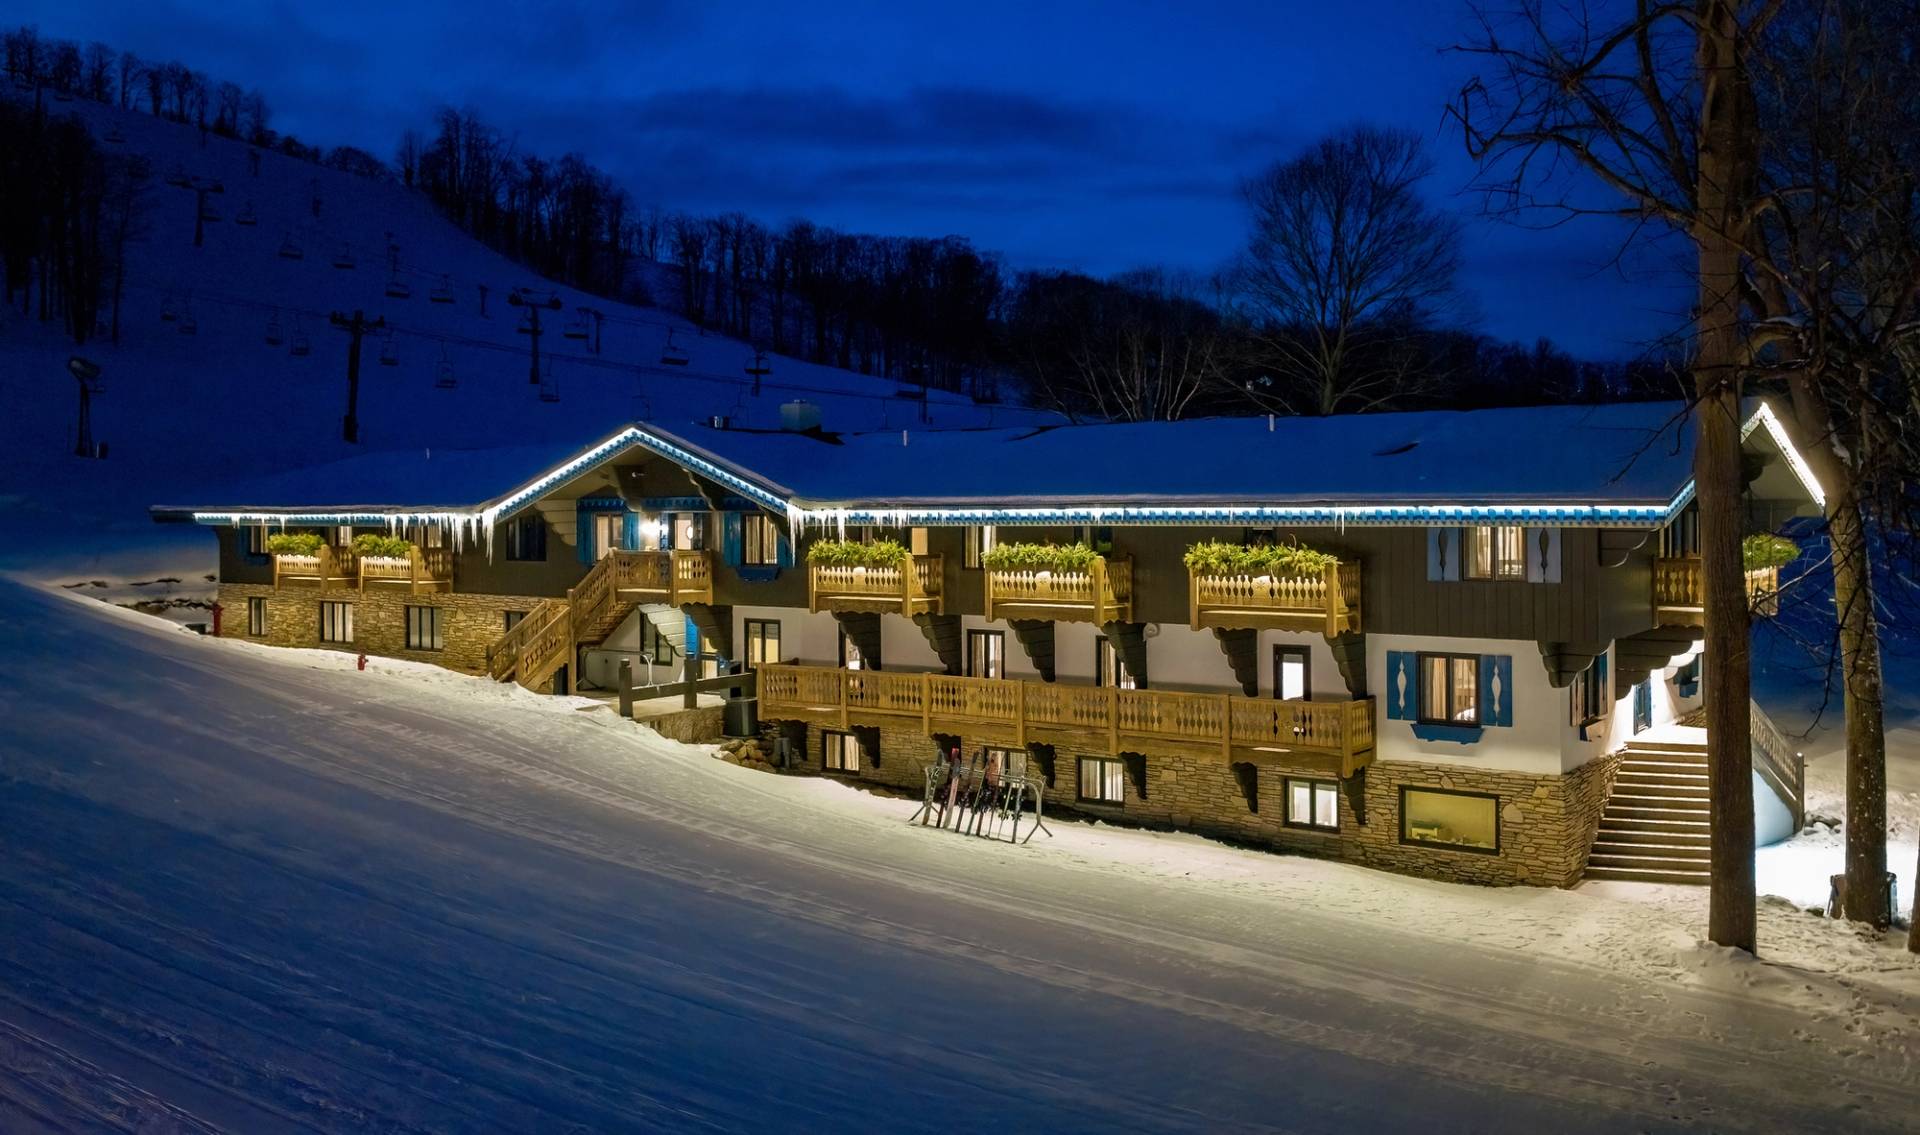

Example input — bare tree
[1008,268,1228,422]
[82,41,113,102]
[116,49,141,109]
[1235,125,1463,415]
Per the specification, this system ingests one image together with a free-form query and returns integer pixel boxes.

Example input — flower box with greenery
[805,538,910,569]
[1183,539,1358,634]
[352,533,416,563]
[265,532,325,557]
[980,541,1100,574]
[981,542,1130,622]
[806,538,942,614]
[1181,540,1340,580]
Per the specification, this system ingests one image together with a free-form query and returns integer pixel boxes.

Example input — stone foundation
[216,583,546,675]
[638,705,725,745]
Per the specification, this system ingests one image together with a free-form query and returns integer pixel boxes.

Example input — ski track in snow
[2,581,1918,1133]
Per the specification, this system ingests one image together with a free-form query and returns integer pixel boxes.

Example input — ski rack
[909,755,1051,845]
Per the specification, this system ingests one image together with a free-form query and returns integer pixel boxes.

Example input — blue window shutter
[1480,654,1514,727]
[1426,528,1458,581]
[1524,527,1562,583]
[722,512,744,565]
[684,616,700,665]
[622,511,639,551]
[776,526,794,569]
[1595,651,1609,704]
[662,513,676,549]
[576,503,595,564]
[1385,651,1414,720]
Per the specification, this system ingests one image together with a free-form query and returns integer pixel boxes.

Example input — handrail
[984,555,1132,622]
[1188,560,1362,635]
[1750,699,1804,829]
[809,553,944,614]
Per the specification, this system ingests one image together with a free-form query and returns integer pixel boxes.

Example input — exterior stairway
[1585,734,1712,884]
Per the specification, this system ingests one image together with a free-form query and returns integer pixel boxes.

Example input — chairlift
[539,366,560,403]
[516,310,535,335]
[429,275,453,304]
[278,234,303,260]
[660,328,689,366]
[199,201,222,223]
[745,350,771,380]
[289,317,311,357]
[563,313,589,341]
[235,201,257,226]
[385,276,411,300]
[378,329,399,367]
[435,343,456,389]
[165,165,190,188]
[264,311,284,346]
[332,244,355,270]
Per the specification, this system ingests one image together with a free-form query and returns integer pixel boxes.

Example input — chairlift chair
[516,310,535,335]
[435,344,456,389]
[385,276,411,300]
[429,275,454,304]
[199,202,222,223]
[563,314,589,341]
[165,165,190,187]
[264,311,284,346]
[539,367,560,403]
[278,234,303,260]
[660,328,689,366]
[378,329,399,367]
[332,244,355,270]
[235,201,257,226]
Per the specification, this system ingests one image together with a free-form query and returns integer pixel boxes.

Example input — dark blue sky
[25,0,1690,358]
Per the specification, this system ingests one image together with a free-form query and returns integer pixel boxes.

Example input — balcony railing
[809,554,944,615]
[613,548,714,607]
[272,546,357,590]
[357,546,453,594]
[758,662,1375,776]
[984,555,1132,624]
[1653,556,1782,625]
[1189,561,1361,635]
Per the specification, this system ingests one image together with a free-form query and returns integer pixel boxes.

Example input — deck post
[1092,557,1109,625]
[618,658,633,718]
[1189,571,1201,631]
[1107,685,1119,753]
[683,652,697,710]
[1015,681,1027,748]
[921,671,931,735]
[1219,693,1232,760]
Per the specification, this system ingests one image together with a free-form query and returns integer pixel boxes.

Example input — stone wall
[216,583,546,674]
[638,705,725,745]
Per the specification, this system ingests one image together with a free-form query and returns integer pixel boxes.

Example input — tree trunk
[1830,489,1889,926]
[1695,0,1756,954]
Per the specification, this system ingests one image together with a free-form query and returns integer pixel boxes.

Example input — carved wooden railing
[758,663,1374,774]
[487,598,568,683]
[984,555,1132,623]
[809,554,944,615]
[1750,698,1804,829]
[1189,560,1361,635]
[358,546,453,594]
[1654,556,1787,624]
[613,549,714,606]
[273,545,356,590]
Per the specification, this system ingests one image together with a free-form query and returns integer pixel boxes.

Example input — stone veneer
[775,714,1619,888]
[216,583,546,675]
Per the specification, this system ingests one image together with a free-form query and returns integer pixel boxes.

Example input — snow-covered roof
[151,401,1824,530]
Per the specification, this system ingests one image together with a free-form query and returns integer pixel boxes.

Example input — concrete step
[1617,757,1710,775]
[1582,865,1709,885]
[1588,840,1710,862]
[1615,769,1710,789]
[1608,782,1709,803]
[1593,826,1711,847]
[1605,801,1711,823]
[1587,850,1714,872]
[1620,746,1708,763]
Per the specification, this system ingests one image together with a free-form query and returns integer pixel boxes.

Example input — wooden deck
[758,663,1375,777]
[1653,557,1781,625]
[357,546,453,594]
[984,556,1132,624]
[809,555,943,616]
[613,549,714,607]
[1189,561,1362,635]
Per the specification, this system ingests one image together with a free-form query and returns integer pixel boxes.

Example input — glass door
[1273,645,1311,700]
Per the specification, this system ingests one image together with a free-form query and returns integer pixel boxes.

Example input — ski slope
[0,92,1053,579]
[2,579,1917,1133]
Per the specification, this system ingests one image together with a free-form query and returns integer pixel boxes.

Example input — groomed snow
[3,579,1917,1133]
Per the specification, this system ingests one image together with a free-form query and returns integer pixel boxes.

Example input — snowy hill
[0,93,1053,579]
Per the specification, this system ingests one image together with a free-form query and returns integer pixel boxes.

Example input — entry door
[591,512,624,559]
[1632,680,1653,734]
[1273,645,1311,701]
[967,630,1004,679]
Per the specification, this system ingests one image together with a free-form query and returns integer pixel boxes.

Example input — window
[1095,636,1136,690]
[1284,777,1339,831]
[1660,502,1700,558]
[743,619,781,669]
[1077,756,1126,804]
[503,609,526,633]
[1571,664,1605,727]
[967,630,1004,679]
[420,524,444,549]
[822,730,860,773]
[983,745,1026,779]
[1274,645,1310,701]
[839,629,872,671]
[1401,787,1499,853]
[670,513,706,551]
[1418,653,1479,725]
[1466,525,1525,580]
[406,605,444,651]
[742,513,780,566]
[334,525,354,547]
[246,526,270,555]
[963,525,997,569]
[319,601,353,644]
[504,515,546,561]
[642,620,675,668]
[247,596,267,636]
[591,512,624,559]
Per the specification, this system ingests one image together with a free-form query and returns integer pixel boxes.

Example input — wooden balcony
[612,548,714,607]
[984,556,1132,624]
[1189,561,1361,635]
[357,546,453,595]
[758,663,1375,777]
[809,554,943,616]
[1652,556,1782,625]
[272,546,356,590]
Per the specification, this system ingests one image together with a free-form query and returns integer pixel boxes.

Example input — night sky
[23,0,1690,359]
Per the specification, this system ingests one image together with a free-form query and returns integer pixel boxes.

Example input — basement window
[319,601,354,644]
[1077,756,1125,805]
[1284,777,1339,831]
[822,730,860,773]
[1400,787,1499,854]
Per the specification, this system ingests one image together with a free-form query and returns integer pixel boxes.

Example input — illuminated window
[503,516,546,561]
[319,601,353,644]
[822,730,860,773]
[743,619,781,668]
[1077,756,1125,804]
[1418,653,1479,725]
[405,605,443,651]
[742,513,780,566]
[964,525,997,568]
[1284,777,1339,831]
[1466,525,1525,580]
[967,630,1004,678]
[1401,787,1499,853]
[247,597,266,636]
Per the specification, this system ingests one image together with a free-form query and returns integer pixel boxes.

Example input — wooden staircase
[1585,735,1712,884]
[485,552,639,691]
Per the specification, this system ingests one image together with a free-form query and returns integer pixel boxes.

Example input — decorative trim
[1410,723,1485,745]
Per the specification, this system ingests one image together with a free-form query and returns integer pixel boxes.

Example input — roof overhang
[150,402,1827,532]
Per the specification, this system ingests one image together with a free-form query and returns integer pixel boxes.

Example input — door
[1632,680,1653,734]
[1273,645,1311,701]
[967,630,1004,678]
[591,512,623,559]
[1095,636,1136,689]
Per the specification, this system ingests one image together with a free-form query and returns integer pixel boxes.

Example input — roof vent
[780,400,822,432]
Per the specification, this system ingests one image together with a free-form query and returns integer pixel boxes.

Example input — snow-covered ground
[3,578,1917,1133]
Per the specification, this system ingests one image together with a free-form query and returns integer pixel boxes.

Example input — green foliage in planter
[1182,539,1339,578]
[806,538,909,569]
[982,541,1099,573]
[1743,533,1799,571]
[352,533,415,559]
[266,532,324,556]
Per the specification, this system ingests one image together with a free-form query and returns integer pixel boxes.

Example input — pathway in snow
[1,581,1917,1133]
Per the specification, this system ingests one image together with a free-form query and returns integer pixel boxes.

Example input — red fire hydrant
[357,652,368,671]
